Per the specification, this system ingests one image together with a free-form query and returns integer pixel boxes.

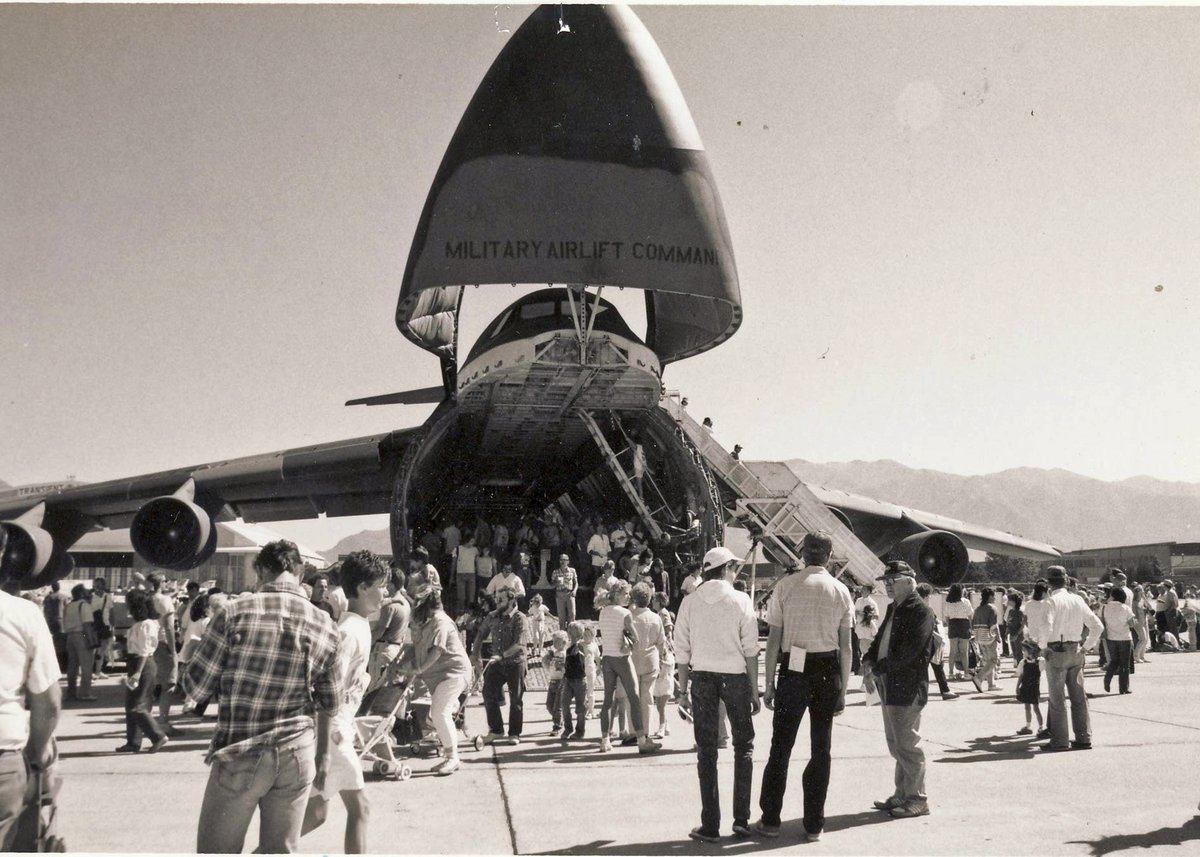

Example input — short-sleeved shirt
[441,525,462,553]
[412,611,471,688]
[456,545,480,579]
[126,618,161,658]
[373,597,410,646]
[629,607,665,676]
[766,566,854,653]
[484,608,529,663]
[0,591,61,749]
[336,612,372,719]
[598,605,633,656]
[1102,601,1135,642]
[552,566,577,592]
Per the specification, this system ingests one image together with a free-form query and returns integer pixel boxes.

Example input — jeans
[430,674,468,760]
[880,703,926,806]
[759,654,841,834]
[929,661,951,695]
[555,591,576,626]
[65,632,93,698]
[456,574,476,610]
[483,660,526,737]
[560,676,586,736]
[1104,639,1132,694]
[600,655,643,736]
[545,679,562,727]
[124,655,166,748]
[0,752,27,851]
[691,671,755,834]
[1044,644,1091,747]
[196,729,316,853]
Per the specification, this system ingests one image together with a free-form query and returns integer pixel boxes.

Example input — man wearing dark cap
[862,560,936,819]
[1033,565,1102,751]
[755,531,853,842]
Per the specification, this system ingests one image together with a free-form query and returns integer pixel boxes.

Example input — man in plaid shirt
[184,540,342,853]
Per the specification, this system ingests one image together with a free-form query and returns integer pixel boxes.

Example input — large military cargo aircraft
[0,6,1058,590]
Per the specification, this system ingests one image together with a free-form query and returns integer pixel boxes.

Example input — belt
[779,650,839,670]
[1047,641,1081,651]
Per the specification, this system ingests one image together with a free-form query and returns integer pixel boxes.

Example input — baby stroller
[355,678,417,781]
[405,681,486,758]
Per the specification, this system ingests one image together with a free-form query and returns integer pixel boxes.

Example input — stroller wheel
[408,742,420,756]
[473,735,485,751]
[398,764,413,781]
[379,760,400,778]
[371,761,384,775]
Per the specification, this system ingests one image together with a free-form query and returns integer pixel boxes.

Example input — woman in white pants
[405,585,473,775]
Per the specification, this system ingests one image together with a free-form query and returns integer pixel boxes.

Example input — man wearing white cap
[675,546,760,843]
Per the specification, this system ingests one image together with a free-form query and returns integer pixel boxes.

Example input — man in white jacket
[675,546,760,843]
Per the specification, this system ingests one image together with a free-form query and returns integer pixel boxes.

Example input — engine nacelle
[893,530,969,587]
[0,514,56,587]
[130,484,217,571]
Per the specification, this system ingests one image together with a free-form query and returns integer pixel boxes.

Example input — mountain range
[318,461,1200,560]
[782,459,1200,551]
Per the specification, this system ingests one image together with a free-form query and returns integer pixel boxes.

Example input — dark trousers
[560,676,586,736]
[125,655,166,748]
[930,661,951,695]
[850,629,861,674]
[691,671,755,834]
[483,660,526,737]
[759,654,841,835]
[1104,639,1132,693]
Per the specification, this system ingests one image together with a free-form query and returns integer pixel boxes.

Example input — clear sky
[3,5,1198,549]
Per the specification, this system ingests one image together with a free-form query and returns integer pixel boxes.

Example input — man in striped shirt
[185,540,343,853]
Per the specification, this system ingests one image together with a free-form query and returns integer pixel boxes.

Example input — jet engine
[893,530,969,587]
[0,508,57,586]
[130,481,218,571]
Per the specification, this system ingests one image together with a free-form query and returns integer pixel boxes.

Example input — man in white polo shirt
[756,531,853,842]
[0,529,63,849]
[675,546,760,843]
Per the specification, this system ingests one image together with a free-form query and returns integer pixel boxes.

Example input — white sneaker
[435,757,461,776]
[599,737,612,753]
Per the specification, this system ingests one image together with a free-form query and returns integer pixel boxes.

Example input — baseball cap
[702,546,742,571]
[876,560,915,581]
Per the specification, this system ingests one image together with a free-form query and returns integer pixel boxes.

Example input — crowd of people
[5,511,1200,851]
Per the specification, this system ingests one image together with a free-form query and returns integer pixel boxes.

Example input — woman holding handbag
[62,584,97,702]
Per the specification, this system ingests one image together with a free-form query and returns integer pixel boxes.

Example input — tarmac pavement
[52,651,1200,855]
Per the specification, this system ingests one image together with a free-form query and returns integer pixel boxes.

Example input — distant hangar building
[1050,542,1200,586]
[64,522,325,592]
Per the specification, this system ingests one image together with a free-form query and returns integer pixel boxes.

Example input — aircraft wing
[805,483,1062,560]
[0,427,425,585]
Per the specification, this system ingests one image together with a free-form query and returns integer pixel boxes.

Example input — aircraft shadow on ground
[1067,815,1200,856]
[934,734,1040,764]
[529,811,893,855]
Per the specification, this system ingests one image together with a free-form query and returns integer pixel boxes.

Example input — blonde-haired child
[542,629,569,735]
[528,593,551,656]
[582,625,600,719]
[652,633,676,739]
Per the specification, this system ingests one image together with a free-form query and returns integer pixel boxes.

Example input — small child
[528,594,551,656]
[582,625,600,719]
[560,622,587,741]
[541,630,568,735]
[1015,639,1043,735]
[652,635,676,739]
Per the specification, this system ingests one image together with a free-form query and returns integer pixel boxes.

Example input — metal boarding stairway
[578,410,667,543]
[659,393,885,589]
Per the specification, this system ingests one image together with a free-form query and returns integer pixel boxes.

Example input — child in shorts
[528,594,551,657]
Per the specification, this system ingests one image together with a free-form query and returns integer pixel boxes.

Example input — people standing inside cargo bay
[552,553,578,625]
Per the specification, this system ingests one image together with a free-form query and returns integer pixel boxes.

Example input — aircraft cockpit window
[518,301,558,321]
